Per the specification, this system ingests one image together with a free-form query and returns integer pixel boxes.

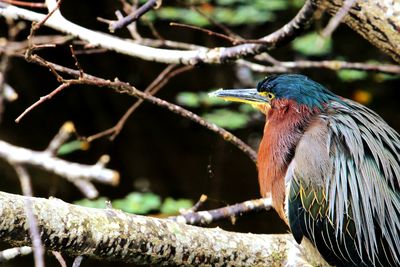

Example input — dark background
[0,0,399,266]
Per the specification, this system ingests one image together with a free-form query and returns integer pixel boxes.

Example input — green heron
[210,74,400,267]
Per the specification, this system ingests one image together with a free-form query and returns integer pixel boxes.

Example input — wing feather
[287,99,400,266]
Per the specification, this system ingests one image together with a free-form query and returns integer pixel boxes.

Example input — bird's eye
[259,91,275,100]
[266,92,275,100]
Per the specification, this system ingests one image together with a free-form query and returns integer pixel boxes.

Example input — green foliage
[157,8,209,26]
[292,32,332,56]
[74,197,109,209]
[142,0,303,27]
[57,140,89,156]
[176,91,256,129]
[112,192,162,214]
[202,109,250,129]
[373,73,400,82]
[176,91,228,107]
[176,92,201,107]
[160,197,194,214]
[75,192,194,215]
[337,69,368,82]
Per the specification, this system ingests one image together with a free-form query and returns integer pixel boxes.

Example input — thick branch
[0,140,119,186]
[313,0,400,63]
[0,191,329,266]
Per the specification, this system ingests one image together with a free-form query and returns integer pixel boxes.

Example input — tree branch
[22,55,258,162]
[313,0,400,63]
[171,198,272,226]
[0,0,315,64]
[0,246,32,262]
[0,191,330,266]
[0,140,119,190]
[107,0,162,33]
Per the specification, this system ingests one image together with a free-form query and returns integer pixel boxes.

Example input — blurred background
[0,0,399,266]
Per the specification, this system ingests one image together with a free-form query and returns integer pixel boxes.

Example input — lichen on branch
[0,191,329,266]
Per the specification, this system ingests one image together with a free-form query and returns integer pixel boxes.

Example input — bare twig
[15,82,69,123]
[13,164,45,267]
[44,122,100,198]
[183,194,208,214]
[171,198,272,226]
[89,64,194,141]
[28,0,62,37]
[83,78,259,162]
[0,0,45,8]
[107,0,162,32]
[69,45,84,78]
[45,121,75,154]
[237,59,400,75]
[193,6,240,40]
[115,9,141,40]
[21,55,257,161]
[321,0,356,38]
[170,22,238,44]
[51,251,67,267]
[0,35,72,54]
[86,64,178,141]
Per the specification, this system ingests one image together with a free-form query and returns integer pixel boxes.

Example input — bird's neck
[258,100,316,219]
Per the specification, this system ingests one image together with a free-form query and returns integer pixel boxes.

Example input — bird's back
[287,98,400,267]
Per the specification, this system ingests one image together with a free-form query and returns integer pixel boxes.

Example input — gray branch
[0,140,119,190]
[313,0,400,63]
[0,191,330,266]
[0,0,315,65]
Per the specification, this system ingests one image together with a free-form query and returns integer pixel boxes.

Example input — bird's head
[210,74,340,113]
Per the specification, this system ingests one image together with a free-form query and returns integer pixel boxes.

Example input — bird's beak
[208,88,268,105]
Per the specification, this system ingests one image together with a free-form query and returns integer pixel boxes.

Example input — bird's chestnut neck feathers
[257,74,341,110]
[258,98,317,219]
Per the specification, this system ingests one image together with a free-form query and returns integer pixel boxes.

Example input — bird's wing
[287,99,400,266]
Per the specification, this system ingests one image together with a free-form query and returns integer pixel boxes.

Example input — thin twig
[0,0,46,8]
[193,6,240,40]
[107,0,162,32]
[22,53,257,161]
[13,164,45,267]
[115,9,141,40]
[82,78,258,162]
[321,0,356,38]
[171,198,272,226]
[87,64,194,142]
[29,0,62,36]
[170,22,238,44]
[69,45,84,78]
[237,59,400,75]
[51,251,67,267]
[45,121,75,154]
[183,194,208,214]
[15,82,70,123]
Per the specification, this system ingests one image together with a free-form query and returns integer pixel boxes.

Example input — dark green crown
[257,74,341,109]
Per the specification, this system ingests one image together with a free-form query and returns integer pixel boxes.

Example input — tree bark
[313,0,400,63]
[0,191,329,266]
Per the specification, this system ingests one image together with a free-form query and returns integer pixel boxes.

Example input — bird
[210,74,400,267]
